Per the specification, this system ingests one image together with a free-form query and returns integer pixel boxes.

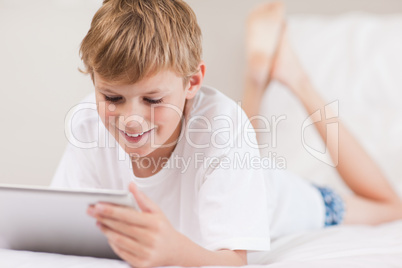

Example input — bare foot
[243,2,284,125]
[245,2,284,90]
[271,24,309,96]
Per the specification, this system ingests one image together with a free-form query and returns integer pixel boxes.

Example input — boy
[52,0,402,266]
[53,0,267,266]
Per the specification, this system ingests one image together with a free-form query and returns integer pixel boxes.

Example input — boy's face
[94,69,200,160]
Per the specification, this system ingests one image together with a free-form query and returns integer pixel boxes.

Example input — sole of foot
[246,2,285,90]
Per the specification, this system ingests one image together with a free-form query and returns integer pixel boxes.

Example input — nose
[118,100,150,132]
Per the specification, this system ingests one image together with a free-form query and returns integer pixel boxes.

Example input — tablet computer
[0,184,138,259]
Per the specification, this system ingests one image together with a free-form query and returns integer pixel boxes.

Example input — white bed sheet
[2,12,402,268]
[1,220,401,267]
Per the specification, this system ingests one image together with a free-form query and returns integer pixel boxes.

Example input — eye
[144,98,163,104]
[104,95,123,103]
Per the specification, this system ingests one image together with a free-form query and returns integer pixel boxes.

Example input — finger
[94,203,151,227]
[87,206,96,217]
[129,182,160,213]
[109,242,148,268]
[97,222,148,257]
[96,217,153,246]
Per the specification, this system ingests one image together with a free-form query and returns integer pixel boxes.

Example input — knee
[379,200,402,223]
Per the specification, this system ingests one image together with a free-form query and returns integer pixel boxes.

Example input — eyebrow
[147,89,163,94]
[97,87,163,95]
[97,87,117,94]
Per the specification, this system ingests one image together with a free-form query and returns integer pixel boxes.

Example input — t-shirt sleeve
[50,142,101,189]
[50,99,102,189]
[196,123,271,252]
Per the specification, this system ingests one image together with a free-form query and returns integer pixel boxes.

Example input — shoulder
[186,86,243,122]
[181,85,255,153]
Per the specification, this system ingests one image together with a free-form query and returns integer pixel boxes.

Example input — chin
[124,146,154,158]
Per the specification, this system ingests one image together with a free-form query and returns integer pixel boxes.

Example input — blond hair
[80,0,202,85]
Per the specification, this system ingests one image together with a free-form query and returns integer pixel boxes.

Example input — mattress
[1,220,401,267]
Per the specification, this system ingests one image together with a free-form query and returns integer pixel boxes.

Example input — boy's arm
[88,183,247,267]
[168,235,247,266]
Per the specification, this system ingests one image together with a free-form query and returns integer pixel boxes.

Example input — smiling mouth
[119,128,153,138]
[125,131,145,138]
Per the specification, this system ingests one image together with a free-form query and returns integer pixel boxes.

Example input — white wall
[0,0,401,186]
[0,1,99,186]
[188,0,402,102]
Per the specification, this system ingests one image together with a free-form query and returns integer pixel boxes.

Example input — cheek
[154,105,183,125]
[97,102,118,127]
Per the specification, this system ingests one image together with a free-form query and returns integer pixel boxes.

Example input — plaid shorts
[313,185,346,226]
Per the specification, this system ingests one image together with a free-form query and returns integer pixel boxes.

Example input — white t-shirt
[51,86,324,264]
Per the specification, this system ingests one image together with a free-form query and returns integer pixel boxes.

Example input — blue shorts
[313,185,346,226]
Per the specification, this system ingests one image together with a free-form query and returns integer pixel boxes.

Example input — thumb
[129,182,159,213]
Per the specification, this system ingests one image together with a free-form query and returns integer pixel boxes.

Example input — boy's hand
[87,182,183,267]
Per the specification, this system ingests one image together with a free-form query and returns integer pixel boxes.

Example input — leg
[342,195,402,225]
[273,28,402,225]
[243,4,402,225]
[242,2,284,129]
[280,26,402,224]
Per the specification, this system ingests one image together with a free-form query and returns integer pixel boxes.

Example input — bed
[1,10,402,268]
[1,220,402,267]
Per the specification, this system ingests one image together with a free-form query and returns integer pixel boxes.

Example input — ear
[185,61,206,100]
